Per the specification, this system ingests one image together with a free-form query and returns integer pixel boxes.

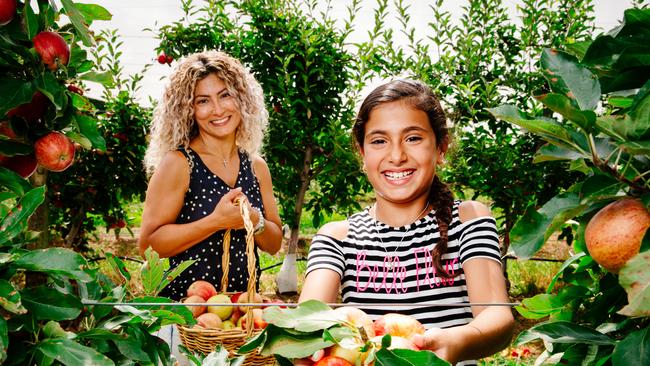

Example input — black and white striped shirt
[306,201,501,365]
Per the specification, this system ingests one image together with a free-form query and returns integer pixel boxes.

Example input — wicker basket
[177,200,276,365]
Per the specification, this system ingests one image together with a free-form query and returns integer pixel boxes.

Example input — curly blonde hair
[144,51,268,175]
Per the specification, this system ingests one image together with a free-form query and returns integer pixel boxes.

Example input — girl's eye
[406,135,423,143]
[369,138,386,145]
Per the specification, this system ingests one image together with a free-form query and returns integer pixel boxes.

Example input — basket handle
[220,197,258,336]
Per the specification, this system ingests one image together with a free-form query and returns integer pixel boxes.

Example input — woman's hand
[210,187,248,230]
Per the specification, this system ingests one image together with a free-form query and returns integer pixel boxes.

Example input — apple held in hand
[183,295,206,318]
[206,294,233,320]
[333,306,376,338]
[33,31,70,71]
[313,356,353,366]
[34,132,75,172]
[373,313,425,338]
[370,335,419,351]
[186,280,217,301]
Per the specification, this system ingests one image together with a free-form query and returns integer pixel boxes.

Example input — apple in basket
[186,280,217,301]
[237,308,267,329]
[183,295,206,317]
[373,313,425,338]
[236,291,263,313]
[206,293,233,320]
[196,313,223,329]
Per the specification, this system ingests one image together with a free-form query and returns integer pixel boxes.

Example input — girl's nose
[389,143,407,163]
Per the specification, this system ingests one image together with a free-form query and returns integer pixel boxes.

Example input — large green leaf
[74,115,106,151]
[509,193,586,258]
[0,166,32,195]
[129,296,195,327]
[618,140,650,155]
[60,0,94,47]
[0,186,46,246]
[15,248,92,282]
[74,3,112,21]
[23,1,39,40]
[515,294,565,320]
[21,286,83,320]
[259,326,333,358]
[515,321,615,346]
[35,72,66,111]
[263,300,340,332]
[78,70,114,86]
[541,49,601,111]
[627,80,650,139]
[37,338,113,366]
[534,143,583,162]
[0,279,26,314]
[580,175,625,204]
[0,78,36,117]
[618,251,650,317]
[375,348,451,366]
[535,92,596,131]
[612,326,650,366]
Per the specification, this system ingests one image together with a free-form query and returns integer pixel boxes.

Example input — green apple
[206,294,233,320]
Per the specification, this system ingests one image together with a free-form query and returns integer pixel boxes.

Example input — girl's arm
[138,151,246,257]
[251,156,283,255]
[412,201,514,363]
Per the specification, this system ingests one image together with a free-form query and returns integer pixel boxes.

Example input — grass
[507,259,563,298]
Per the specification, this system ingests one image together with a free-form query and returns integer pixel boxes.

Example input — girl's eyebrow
[365,125,429,136]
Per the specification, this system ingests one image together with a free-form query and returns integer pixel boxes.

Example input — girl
[139,50,283,300]
[299,79,514,365]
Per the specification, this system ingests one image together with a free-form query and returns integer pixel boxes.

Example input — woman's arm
[138,151,246,257]
[412,201,514,363]
[251,156,283,255]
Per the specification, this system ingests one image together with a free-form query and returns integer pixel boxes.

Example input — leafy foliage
[492,8,650,366]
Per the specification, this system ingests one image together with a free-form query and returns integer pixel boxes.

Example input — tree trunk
[277,145,313,294]
[26,166,49,287]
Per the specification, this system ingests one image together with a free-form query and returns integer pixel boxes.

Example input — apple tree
[490,8,649,365]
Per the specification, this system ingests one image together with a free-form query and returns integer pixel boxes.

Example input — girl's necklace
[371,201,431,269]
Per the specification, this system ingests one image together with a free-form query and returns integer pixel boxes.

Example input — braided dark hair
[353,79,455,278]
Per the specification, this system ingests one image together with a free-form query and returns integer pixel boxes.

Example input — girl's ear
[436,136,450,164]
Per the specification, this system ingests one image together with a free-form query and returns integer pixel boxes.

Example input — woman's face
[193,73,241,140]
[361,100,445,206]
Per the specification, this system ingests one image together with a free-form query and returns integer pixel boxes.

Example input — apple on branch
[33,31,70,71]
[0,0,16,26]
[34,132,75,172]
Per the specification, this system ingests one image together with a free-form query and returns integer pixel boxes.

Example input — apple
[310,349,325,362]
[333,306,376,338]
[183,295,206,318]
[67,84,84,95]
[165,55,173,64]
[230,292,243,303]
[206,294,233,320]
[0,154,37,178]
[370,335,419,351]
[230,307,243,325]
[33,31,70,71]
[186,280,217,301]
[222,320,236,330]
[34,132,75,172]
[0,0,16,26]
[313,356,353,366]
[236,291,263,313]
[196,312,223,329]
[585,198,650,272]
[238,308,267,329]
[373,313,425,338]
[329,341,368,365]
[157,53,167,64]
[7,91,49,124]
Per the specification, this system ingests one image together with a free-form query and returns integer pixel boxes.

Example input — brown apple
[33,31,70,71]
[34,132,75,172]
[236,291,263,313]
[183,295,206,318]
[373,313,425,338]
[186,280,217,301]
[585,198,650,272]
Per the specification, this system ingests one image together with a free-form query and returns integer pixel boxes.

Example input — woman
[140,50,282,300]
[299,79,514,365]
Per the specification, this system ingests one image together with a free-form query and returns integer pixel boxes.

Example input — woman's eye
[221,92,231,99]
[196,98,208,105]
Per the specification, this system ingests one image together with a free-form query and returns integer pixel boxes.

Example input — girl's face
[193,73,241,140]
[361,100,446,206]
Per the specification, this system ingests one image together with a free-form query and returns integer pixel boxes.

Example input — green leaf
[78,70,114,86]
[618,140,650,155]
[546,253,587,293]
[259,326,333,358]
[74,114,106,151]
[612,326,650,366]
[37,338,113,366]
[70,93,95,112]
[596,116,626,141]
[0,186,46,246]
[534,143,583,162]
[515,294,565,320]
[21,286,83,320]
[60,0,94,47]
[23,1,39,40]
[0,317,7,364]
[129,296,195,326]
[535,92,596,131]
[608,97,634,109]
[515,321,615,346]
[0,139,33,156]
[156,258,195,295]
[74,3,112,21]
[375,348,451,366]
[140,247,169,296]
[627,80,650,139]
[580,175,625,204]
[0,78,36,117]
[262,299,340,332]
[0,279,27,314]
[541,49,601,111]
[510,193,586,258]
[35,72,65,111]
[618,251,650,317]
[0,166,32,195]
[564,41,592,60]
[42,320,72,339]
[15,248,92,282]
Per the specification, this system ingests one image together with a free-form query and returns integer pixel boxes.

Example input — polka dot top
[160,148,264,301]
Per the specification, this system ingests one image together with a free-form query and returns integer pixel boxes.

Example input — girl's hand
[411,327,462,364]
[210,187,247,230]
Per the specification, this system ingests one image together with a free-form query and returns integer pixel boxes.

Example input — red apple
[0,154,37,178]
[238,308,267,330]
[195,312,223,329]
[157,53,167,64]
[6,92,49,124]
[230,292,243,303]
[183,295,206,318]
[370,335,419,351]
[67,84,84,95]
[0,0,16,26]
[33,31,70,71]
[34,132,75,172]
[165,55,173,64]
[373,313,425,339]
[186,280,217,301]
[313,356,353,366]
[229,307,242,324]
